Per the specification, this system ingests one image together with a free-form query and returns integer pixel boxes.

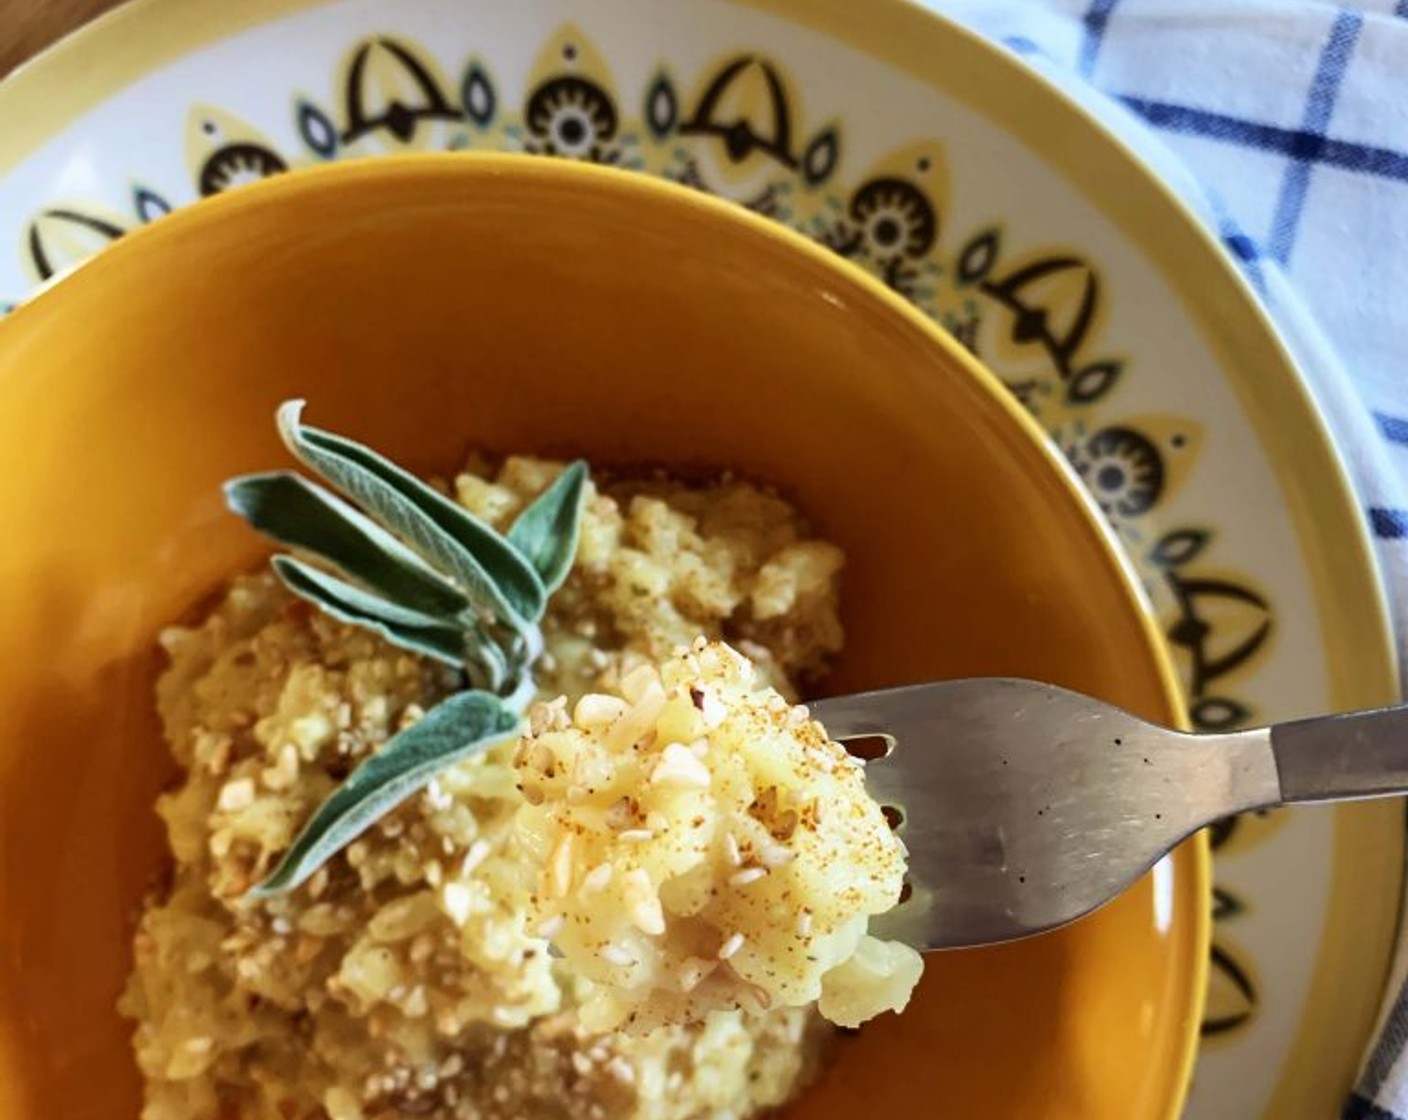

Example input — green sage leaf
[507,461,588,595]
[277,401,545,626]
[271,555,466,668]
[226,472,469,619]
[249,689,522,896]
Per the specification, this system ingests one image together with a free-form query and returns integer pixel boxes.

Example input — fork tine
[810,683,934,739]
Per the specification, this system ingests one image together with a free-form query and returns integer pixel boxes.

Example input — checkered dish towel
[920,0,1408,1115]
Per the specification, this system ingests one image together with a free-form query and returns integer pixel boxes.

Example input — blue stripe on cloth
[1078,0,1122,76]
[1376,411,1408,445]
[1120,97,1408,184]
[1396,0,1408,19]
[1268,10,1363,263]
[1371,508,1408,538]
[1345,1093,1408,1120]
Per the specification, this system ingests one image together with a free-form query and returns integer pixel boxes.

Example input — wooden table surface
[1,0,127,78]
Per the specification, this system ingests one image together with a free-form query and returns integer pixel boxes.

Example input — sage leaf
[507,461,588,595]
[226,472,469,619]
[277,401,545,625]
[250,690,522,896]
[271,555,466,668]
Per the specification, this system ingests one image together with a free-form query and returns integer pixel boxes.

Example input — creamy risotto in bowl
[0,155,1207,1120]
[121,405,918,1120]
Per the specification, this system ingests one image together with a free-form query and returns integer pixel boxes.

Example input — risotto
[120,454,888,1120]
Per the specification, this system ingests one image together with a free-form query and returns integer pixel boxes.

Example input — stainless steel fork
[809,678,1408,952]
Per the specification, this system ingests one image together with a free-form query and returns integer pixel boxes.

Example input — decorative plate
[0,1,1400,1117]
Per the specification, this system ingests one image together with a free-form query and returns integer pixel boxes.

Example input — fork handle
[1271,702,1408,804]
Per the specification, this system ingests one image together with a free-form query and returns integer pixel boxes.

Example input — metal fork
[810,678,1408,952]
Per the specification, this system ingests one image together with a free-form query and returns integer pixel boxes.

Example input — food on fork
[514,639,921,1034]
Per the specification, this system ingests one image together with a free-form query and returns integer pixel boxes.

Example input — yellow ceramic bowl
[0,154,1207,1120]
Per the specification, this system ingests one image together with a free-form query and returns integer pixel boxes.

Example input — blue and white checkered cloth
[919,1,1408,1115]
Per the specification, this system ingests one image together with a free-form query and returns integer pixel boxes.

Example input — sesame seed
[601,943,634,967]
[606,1057,636,1085]
[633,901,664,935]
[718,932,745,960]
[760,845,795,868]
[723,833,742,866]
[574,693,629,729]
[623,869,665,936]
[549,695,571,730]
[582,863,613,892]
[695,688,729,729]
[730,867,767,887]
[442,883,473,927]
[744,981,773,1012]
[604,797,633,829]
[677,956,716,993]
[409,933,435,963]
[618,829,654,843]
[549,834,574,896]
[651,742,712,790]
[619,665,661,704]
[461,839,492,875]
[425,778,453,812]
[536,913,566,940]
[796,909,813,937]
[216,777,255,812]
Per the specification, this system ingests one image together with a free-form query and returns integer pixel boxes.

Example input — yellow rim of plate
[0,0,1396,1113]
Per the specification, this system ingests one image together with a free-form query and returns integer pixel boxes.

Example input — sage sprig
[226,401,588,895]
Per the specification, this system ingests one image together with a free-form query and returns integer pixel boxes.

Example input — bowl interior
[0,155,1205,1119]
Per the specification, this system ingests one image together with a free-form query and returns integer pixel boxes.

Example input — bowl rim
[5,151,1188,694]
[0,149,1210,1116]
